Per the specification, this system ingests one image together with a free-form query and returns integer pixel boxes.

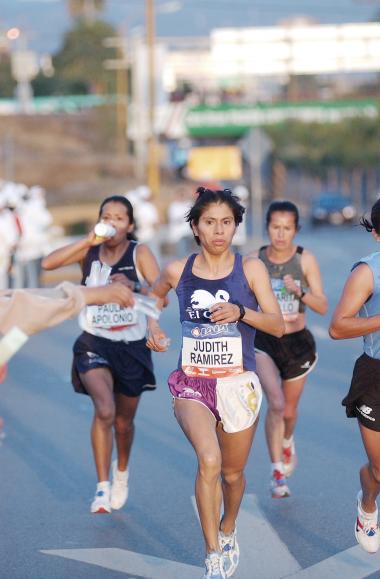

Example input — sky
[0,0,378,56]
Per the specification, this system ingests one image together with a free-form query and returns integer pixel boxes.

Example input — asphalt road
[1,224,380,579]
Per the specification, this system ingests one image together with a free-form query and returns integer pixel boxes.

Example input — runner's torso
[79,241,147,342]
[259,245,307,334]
[175,253,258,377]
[354,252,380,360]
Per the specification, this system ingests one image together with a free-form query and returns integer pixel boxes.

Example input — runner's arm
[42,231,99,270]
[146,260,184,352]
[80,282,135,308]
[299,251,328,315]
[209,258,284,337]
[329,263,380,339]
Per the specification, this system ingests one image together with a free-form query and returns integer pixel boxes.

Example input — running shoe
[204,552,226,579]
[90,484,111,514]
[270,469,290,499]
[283,442,297,478]
[355,491,380,554]
[219,524,239,577]
[110,460,129,510]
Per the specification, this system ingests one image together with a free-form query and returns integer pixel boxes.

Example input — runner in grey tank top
[147,187,284,579]
[250,201,327,499]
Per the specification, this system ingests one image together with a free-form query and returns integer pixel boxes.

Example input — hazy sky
[1,0,378,55]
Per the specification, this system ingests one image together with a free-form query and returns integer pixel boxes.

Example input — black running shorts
[254,328,317,381]
[72,331,156,398]
[342,353,380,432]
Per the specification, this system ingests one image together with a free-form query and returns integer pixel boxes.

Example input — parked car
[310,193,357,225]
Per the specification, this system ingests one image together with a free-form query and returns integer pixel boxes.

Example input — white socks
[283,436,294,449]
[271,462,284,474]
[358,491,378,520]
[97,481,110,491]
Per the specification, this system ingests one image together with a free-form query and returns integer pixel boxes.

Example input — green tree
[266,113,380,178]
[0,54,16,98]
[53,20,118,94]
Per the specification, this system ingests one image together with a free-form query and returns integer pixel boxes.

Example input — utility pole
[146,0,160,202]
[103,35,129,156]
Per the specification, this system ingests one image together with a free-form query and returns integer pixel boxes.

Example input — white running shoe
[219,525,239,577]
[270,469,291,499]
[283,441,297,478]
[110,460,129,510]
[90,483,111,514]
[204,552,226,579]
[355,491,380,554]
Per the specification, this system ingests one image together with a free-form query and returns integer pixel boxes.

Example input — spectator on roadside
[13,186,53,288]
[0,195,20,290]
[129,186,161,261]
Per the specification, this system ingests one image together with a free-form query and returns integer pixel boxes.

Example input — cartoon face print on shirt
[186,289,230,320]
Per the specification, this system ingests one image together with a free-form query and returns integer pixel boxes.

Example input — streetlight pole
[146,0,160,202]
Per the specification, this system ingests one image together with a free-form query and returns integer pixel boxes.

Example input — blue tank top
[176,253,258,372]
[353,252,380,360]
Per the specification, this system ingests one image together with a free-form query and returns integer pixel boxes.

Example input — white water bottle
[94,222,116,239]
[133,293,161,320]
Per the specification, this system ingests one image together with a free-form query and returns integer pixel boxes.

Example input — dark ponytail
[360,199,380,234]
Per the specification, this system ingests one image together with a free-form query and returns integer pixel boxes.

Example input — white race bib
[271,278,301,315]
[86,303,137,329]
[181,321,243,378]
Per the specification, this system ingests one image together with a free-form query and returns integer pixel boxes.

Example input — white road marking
[41,494,380,579]
[41,548,203,579]
[191,494,301,578]
[286,544,380,579]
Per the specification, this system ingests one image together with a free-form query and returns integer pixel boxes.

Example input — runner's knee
[284,405,297,422]
[369,462,380,485]
[222,468,244,487]
[94,402,115,426]
[198,450,222,479]
[267,395,285,416]
[114,414,134,435]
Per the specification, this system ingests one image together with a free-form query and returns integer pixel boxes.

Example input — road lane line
[41,548,203,578]
[286,545,380,579]
[192,493,301,578]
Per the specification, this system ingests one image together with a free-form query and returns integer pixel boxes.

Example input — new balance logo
[300,360,311,369]
[357,404,375,421]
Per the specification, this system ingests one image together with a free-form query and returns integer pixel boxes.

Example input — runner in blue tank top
[330,199,380,555]
[147,187,285,579]
[42,195,160,515]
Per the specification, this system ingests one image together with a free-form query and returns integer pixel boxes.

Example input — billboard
[211,23,380,76]
[187,146,243,181]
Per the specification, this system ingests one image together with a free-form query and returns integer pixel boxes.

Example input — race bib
[86,303,137,329]
[271,278,301,315]
[181,321,243,378]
